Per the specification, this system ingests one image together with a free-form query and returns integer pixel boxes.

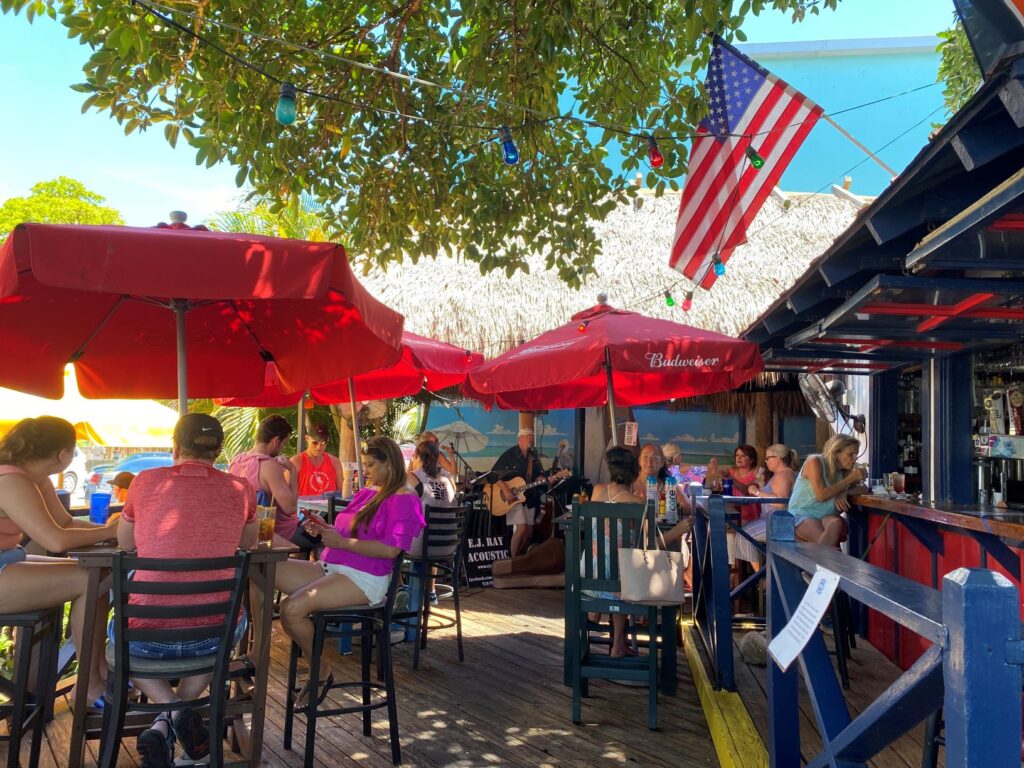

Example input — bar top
[852,493,1024,540]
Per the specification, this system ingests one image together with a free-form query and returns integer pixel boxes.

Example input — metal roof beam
[786,281,844,314]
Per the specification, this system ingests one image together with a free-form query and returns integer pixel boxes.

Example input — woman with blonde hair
[276,436,424,710]
[788,435,864,546]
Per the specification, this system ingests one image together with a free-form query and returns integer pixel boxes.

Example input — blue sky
[0,0,955,225]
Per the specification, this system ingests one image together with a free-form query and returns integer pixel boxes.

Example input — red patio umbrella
[216,332,483,485]
[0,222,404,412]
[465,301,764,444]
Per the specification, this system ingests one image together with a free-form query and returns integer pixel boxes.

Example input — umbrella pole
[347,378,365,490]
[173,299,188,414]
[296,392,306,449]
[605,349,618,447]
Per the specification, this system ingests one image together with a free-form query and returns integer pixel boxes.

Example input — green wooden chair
[566,500,673,730]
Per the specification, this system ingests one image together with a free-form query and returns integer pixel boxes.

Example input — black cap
[174,413,224,453]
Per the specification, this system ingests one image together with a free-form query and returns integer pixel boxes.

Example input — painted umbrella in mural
[0,222,404,412]
[465,300,764,444]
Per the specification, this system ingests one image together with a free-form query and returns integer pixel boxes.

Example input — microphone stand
[447,443,475,478]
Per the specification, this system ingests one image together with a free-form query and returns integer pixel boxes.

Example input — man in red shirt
[117,413,257,768]
[290,422,343,497]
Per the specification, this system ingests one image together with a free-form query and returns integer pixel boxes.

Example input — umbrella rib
[227,301,275,362]
[69,296,126,363]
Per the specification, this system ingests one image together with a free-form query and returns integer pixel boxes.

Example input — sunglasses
[309,439,326,446]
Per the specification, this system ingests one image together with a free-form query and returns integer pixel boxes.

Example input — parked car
[49,447,89,494]
[84,452,174,498]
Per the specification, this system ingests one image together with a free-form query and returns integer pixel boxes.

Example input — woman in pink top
[276,436,424,710]
[0,417,120,707]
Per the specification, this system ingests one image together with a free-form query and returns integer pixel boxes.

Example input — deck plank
[9,586,717,767]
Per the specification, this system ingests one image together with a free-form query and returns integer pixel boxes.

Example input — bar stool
[283,555,404,767]
[0,608,61,768]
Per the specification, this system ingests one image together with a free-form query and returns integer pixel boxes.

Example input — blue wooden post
[942,567,1021,766]
[767,511,800,768]
[707,493,734,690]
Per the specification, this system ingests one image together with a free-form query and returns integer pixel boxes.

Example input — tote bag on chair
[617,516,685,605]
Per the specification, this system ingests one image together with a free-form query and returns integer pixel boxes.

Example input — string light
[664,290,675,307]
[745,146,764,169]
[499,126,519,165]
[275,82,297,125]
[682,291,694,312]
[712,252,726,277]
[577,320,590,332]
[647,136,664,168]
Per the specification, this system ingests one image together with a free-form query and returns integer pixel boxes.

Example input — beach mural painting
[427,401,749,475]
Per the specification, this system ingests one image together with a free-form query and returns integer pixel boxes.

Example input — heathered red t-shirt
[122,461,256,629]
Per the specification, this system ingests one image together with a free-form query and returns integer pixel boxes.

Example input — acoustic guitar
[482,470,571,517]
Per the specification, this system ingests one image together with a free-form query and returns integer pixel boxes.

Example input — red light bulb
[682,291,694,312]
[578,321,589,332]
[647,135,664,169]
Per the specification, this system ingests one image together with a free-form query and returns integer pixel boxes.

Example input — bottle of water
[646,475,658,518]
[665,475,678,524]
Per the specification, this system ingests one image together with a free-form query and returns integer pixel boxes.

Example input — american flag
[669,37,822,289]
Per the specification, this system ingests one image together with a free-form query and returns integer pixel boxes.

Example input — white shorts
[320,562,390,605]
[506,503,542,526]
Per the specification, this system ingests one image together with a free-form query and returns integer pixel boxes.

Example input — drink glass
[89,492,112,524]
[256,505,276,548]
[892,473,906,497]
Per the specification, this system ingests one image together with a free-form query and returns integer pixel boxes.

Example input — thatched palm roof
[361,190,861,356]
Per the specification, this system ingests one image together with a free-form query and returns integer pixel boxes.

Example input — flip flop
[294,673,334,714]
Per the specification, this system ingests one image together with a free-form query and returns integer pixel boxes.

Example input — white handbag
[617,516,685,606]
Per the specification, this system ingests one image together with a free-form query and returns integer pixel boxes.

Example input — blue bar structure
[766,514,1022,767]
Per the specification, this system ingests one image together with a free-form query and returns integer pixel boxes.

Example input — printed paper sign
[768,567,841,672]
[624,421,639,446]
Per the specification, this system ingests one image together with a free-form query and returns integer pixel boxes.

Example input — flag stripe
[670,40,823,289]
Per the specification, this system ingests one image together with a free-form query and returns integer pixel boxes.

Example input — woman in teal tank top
[789,435,865,546]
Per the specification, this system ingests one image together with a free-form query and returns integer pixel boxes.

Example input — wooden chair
[405,503,468,671]
[98,551,252,768]
[566,500,670,730]
[0,608,61,768]
[283,554,405,767]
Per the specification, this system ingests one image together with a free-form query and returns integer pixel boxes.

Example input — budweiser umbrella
[0,222,404,412]
[216,332,483,484]
[465,301,763,444]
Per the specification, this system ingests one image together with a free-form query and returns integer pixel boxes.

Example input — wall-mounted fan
[798,373,866,435]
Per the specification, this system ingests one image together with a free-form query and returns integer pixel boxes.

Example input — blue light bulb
[276,82,297,126]
[714,260,726,277]
[499,126,519,165]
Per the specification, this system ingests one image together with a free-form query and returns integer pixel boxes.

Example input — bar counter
[851,493,1024,540]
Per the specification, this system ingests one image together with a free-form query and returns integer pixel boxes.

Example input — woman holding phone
[275,436,424,710]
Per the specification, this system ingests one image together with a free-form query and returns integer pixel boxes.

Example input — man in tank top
[290,422,344,498]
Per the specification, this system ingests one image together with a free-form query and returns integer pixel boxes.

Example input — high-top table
[66,540,295,768]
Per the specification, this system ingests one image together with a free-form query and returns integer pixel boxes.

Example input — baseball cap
[518,428,534,438]
[309,423,330,442]
[174,413,224,453]
[110,471,135,490]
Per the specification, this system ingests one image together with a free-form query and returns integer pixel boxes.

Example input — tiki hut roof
[361,190,862,357]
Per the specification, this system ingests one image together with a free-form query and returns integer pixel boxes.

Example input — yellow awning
[0,368,178,447]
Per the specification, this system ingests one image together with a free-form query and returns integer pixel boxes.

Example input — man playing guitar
[490,428,559,557]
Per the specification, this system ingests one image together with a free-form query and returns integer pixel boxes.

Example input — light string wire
[132,0,944,148]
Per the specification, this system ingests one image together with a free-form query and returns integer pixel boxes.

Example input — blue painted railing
[767,510,1023,767]
[688,486,788,691]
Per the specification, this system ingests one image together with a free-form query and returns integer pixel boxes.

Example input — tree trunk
[332,403,357,497]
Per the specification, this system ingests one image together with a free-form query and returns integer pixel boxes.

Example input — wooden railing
[766,510,1023,767]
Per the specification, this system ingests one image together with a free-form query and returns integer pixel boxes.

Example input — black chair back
[108,551,250,681]
[418,503,467,563]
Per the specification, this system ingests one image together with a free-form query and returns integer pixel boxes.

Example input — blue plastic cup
[721,477,733,496]
[89,493,112,524]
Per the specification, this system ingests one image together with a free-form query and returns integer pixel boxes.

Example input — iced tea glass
[256,505,276,548]
[892,473,906,497]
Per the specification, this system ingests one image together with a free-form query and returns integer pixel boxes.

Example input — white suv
[50,447,88,494]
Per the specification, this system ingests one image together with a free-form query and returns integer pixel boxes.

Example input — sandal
[137,712,175,768]
[294,672,334,714]
[172,707,209,760]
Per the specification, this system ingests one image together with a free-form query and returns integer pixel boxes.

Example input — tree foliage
[4,0,837,285]
[0,176,123,238]
[936,19,982,120]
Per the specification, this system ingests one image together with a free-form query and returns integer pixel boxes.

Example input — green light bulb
[745,146,764,169]
[276,82,297,126]
[664,290,675,307]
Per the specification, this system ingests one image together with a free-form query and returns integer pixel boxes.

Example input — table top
[68,541,297,565]
[852,493,1024,540]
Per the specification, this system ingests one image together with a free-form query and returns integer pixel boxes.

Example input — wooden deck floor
[729,625,945,768]
[12,587,718,768]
